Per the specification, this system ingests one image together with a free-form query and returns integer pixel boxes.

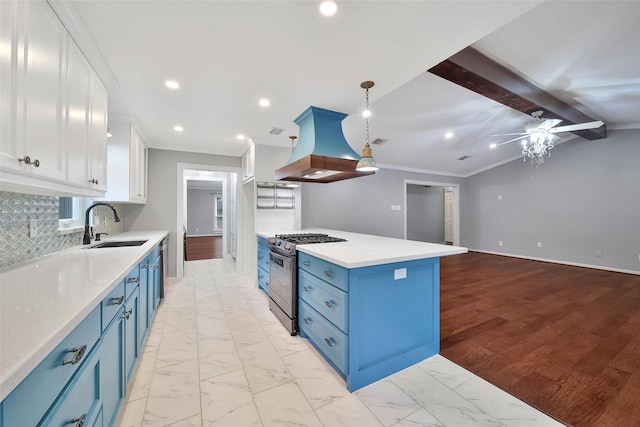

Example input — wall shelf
[256,181,295,209]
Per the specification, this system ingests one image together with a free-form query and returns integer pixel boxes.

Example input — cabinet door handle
[303,286,312,293]
[302,261,311,266]
[141,264,149,269]
[110,295,124,305]
[122,308,133,319]
[323,270,334,278]
[303,317,312,325]
[72,413,86,427]
[88,178,99,184]
[324,337,337,348]
[62,345,87,365]
[127,277,140,283]
[324,300,336,308]
[18,156,40,167]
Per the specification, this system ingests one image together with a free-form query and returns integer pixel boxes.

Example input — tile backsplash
[0,191,123,271]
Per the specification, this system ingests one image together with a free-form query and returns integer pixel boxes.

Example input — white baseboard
[468,249,640,276]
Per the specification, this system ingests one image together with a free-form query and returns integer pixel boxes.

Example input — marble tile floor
[115,258,564,427]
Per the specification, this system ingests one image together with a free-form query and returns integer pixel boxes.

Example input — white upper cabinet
[242,144,255,183]
[0,0,107,197]
[95,119,147,204]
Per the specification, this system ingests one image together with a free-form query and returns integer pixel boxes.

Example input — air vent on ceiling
[457,155,471,161]
[371,138,388,145]
[269,127,285,135]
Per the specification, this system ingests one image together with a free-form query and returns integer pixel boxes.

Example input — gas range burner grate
[276,233,347,244]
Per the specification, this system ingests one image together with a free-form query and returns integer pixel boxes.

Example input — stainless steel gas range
[266,233,347,335]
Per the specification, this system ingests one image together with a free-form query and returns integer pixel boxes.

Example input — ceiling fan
[491,110,605,147]
[490,111,605,166]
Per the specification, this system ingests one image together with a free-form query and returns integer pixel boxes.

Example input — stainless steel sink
[87,240,148,248]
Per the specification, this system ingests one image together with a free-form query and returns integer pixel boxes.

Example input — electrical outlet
[391,205,401,211]
[537,242,543,248]
[497,194,502,200]
[595,249,603,257]
[29,220,38,238]
[498,241,503,247]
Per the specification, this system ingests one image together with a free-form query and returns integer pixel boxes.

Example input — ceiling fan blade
[549,121,604,133]
[490,132,528,137]
[495,135,529,146]
[538,118,563,130]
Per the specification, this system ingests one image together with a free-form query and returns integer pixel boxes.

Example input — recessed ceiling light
[174,126,184,132]
[259,98,271,107]
[319,1,337,16]
[445,131,454,139]
[236,134,245,140]
[489,143,497,149]
[165,80,180,89]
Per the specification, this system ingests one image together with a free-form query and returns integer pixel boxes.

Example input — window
[58,197,91,232]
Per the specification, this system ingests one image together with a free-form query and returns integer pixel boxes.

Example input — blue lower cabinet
[1,251,161,427]
[297,254,441,392]
[39,343,103,427]
[1,306,100,427]
[124,288,140,382]
[138,256,150,346]
[101,306,124,427]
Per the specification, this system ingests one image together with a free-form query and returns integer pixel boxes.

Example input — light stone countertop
[0,230,168,401]
[256,229,467,268]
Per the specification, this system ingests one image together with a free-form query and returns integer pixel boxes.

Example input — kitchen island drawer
[1,305,100,427]
[101,280,125,330]
[299,299,347,374]
[299,269,348,332]
[298,252,347,292]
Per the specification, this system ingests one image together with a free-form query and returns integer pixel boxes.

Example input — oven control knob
[284,242,294,251]
[267,237,278,245]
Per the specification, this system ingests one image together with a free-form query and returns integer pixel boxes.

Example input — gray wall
[301,168,464,238]
[123,148,240,277]
[462,128,640,272]
[407,185,445,243]
[186,189,215,235]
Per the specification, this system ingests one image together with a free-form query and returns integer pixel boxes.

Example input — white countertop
[0,230,168,401]
[256,229,467,268]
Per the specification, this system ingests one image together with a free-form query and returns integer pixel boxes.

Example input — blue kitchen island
[258,229,467,391]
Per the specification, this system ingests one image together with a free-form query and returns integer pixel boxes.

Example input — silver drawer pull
[324,337,337,347]
[122,308,133,319]
[110,296,124,306]
[302,261,311,266]
[62,345,87,365]
[324,270,334,278]
[141,264,149,269]
[127,277,140,283]
[72,413,86,427]
[324,300,336,308]
[303,286,312,292]
[303,317,313,325]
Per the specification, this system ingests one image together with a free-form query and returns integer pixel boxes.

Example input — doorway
[404,179,460,246]
[176,163,240,280]
[185,179,225,260]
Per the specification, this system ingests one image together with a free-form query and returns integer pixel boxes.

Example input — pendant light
[356,81,379,172]
[285,135,300,187]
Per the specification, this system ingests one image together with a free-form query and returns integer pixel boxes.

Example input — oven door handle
[269,250,288,267]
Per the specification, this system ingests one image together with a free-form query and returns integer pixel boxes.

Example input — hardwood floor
[440,252,640,427]
[185,235,222,260]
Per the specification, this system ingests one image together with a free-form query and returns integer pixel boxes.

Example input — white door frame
[177,162,241,280]
[404,179,461,247]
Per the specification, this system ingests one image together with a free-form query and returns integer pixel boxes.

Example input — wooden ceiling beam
[427,47,606,140]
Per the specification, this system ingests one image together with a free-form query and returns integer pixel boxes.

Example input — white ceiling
[70,0,640,177]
